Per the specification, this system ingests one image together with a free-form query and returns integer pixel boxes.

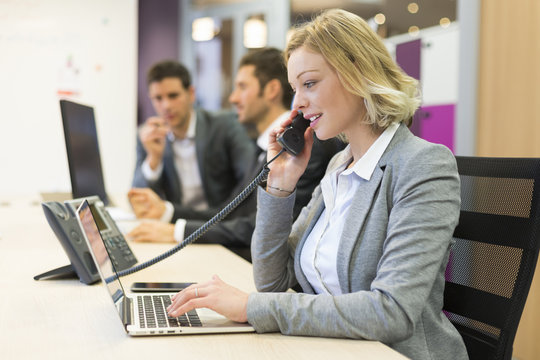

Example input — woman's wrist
[265,170,299,197]
[266,184,295,196]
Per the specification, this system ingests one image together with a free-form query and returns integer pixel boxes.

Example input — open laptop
[77,199,255,336]
[59,100,111,206]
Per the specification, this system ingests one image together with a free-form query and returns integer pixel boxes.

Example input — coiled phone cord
[107,149,286,283]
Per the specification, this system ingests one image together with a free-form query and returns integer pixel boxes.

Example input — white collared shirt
[142,111,208,225]
[300,122,400,295]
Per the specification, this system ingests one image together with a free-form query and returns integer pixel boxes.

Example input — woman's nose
[291,92,306,110]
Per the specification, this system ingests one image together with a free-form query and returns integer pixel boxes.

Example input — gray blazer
[132,108,255,221]
[247,124,468,360]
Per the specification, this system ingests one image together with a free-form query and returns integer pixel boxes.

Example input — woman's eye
[305,81,316,89]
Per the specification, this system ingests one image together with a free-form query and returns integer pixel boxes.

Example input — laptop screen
[60,100,110,205]
[77,200,124,303]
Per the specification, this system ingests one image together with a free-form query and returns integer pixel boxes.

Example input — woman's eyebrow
[295,69,319,80]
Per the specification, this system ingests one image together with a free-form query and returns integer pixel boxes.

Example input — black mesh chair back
[444,156,540,360]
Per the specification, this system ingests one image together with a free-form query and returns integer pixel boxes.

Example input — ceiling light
[440,17,451,28]
[407,3,419,14]
[374,13,386,25]
[408,25,420,36]
[192,17,216,42]
[244,17,267,48]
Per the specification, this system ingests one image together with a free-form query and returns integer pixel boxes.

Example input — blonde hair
[285,9,420,130]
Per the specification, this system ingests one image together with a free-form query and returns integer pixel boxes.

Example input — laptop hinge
[120,296,133,326]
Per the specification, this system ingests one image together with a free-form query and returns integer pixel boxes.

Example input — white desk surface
[0,197,407,360]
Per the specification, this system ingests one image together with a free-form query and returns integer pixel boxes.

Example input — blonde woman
[167,9,467,360]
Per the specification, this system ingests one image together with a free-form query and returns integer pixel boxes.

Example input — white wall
[384,23,459,106]
[0,0,137,198]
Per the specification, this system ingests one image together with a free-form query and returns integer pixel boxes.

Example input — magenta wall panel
[396,39,421,80]
[396,39,422,137]
[417,104,455,153]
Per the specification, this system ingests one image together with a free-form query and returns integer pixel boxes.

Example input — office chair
[444,156,540,360]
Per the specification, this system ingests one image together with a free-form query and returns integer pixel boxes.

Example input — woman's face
[287,46,365,140]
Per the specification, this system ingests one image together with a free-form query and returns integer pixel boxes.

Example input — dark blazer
[132,108,256,221]
[184,136,345,261]
[248,124,467,360]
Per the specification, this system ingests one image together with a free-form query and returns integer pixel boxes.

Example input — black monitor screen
[60,100,109,205]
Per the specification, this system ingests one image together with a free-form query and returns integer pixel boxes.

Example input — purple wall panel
[395,39,422,137]
[395,39,455,152]
[418,104,455,153]
[396,39,421,81]
[137,0,180,124]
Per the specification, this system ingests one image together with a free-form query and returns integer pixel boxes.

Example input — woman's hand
[266,110,314,196]
[167,275,249,323]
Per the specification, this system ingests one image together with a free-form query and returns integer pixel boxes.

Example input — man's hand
[128,188,166,219]
[127,220,176,243]
[139,117,169,170]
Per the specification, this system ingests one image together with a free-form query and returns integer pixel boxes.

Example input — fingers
[127,223,147,242]
[139,118,168,156]
[128,192,149,218]
[167,277,219,316]
[128,188,151,197]
[280,109,301,128]
[127,222,157,242]
[141,117,167,134]
[167,283,203,317]
[167,276,249,323]
[127,221,174,243]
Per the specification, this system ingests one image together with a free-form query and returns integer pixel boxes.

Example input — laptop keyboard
[137,294,202,328]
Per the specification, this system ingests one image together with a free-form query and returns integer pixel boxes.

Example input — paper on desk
[106,206,136,221]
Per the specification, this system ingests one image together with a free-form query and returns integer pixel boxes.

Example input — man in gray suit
[128,49,343,261]
[129,60,255,224]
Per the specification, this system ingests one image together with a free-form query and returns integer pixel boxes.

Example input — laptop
[77,199,255,336]
[59,100,111,206]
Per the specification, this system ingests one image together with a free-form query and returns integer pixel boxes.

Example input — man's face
[228,65,269,125]
[148,77,194,131]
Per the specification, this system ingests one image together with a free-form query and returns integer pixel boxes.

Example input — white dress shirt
[300,122,400,295]
[141,111,207,235]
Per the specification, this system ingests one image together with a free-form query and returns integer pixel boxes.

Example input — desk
[0,197,407,360]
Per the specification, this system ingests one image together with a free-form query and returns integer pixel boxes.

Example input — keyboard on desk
[137,294,202,328]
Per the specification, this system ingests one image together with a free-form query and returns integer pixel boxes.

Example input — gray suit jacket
[247,124,468,360]
[132,108,255,221]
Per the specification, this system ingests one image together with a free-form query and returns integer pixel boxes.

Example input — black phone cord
[106,149,286,283]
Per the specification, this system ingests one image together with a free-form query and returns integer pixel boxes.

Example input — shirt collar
[167,110,196,141]
[257,111,291,151]
[342,121,400,180]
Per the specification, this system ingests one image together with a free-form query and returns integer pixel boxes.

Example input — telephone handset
[35,195,137,284]
[276,111,311,156]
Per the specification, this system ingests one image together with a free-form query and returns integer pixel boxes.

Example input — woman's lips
[308,114,321,128]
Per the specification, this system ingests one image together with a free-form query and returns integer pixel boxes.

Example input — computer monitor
[59,99,110,205]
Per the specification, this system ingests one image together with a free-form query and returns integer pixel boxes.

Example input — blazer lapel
[194,109,208,184]
[163,139,182,202]
[294,194,325,294]
[337,166,384,293]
